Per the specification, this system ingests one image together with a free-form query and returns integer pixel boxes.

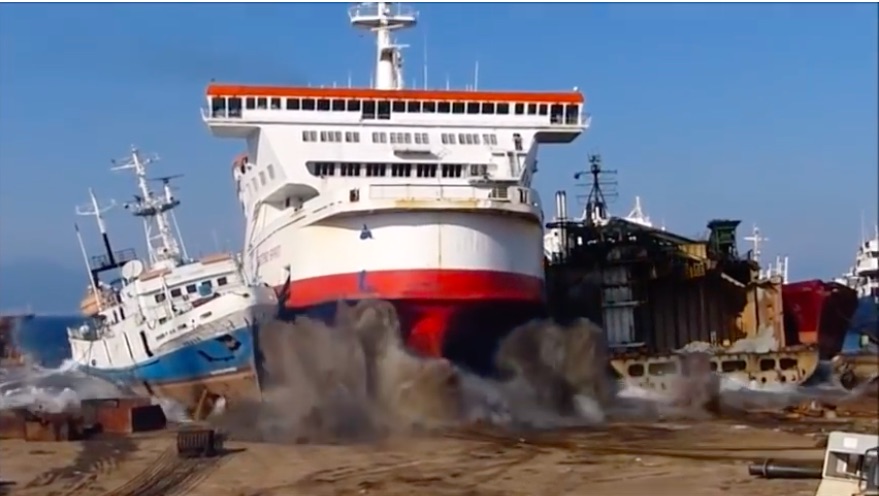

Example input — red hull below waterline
[274,269,546,373]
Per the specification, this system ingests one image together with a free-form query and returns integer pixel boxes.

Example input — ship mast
[744,224,766,264]
[76,188,117,272]
[574,154,617,225]
[350,2,417,90]
[111,146,185,268]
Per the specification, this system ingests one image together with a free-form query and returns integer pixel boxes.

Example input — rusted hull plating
[127,368,261,419]
[610,346,820,392]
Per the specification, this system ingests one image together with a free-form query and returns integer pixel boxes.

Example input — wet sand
[2,403,876,496]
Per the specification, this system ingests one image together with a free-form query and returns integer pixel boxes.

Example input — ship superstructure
[202,2,588,370]
[837,225,879,299]
[67,147,276,409]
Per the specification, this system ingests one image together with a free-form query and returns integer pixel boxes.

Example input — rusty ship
[543,155,824,390]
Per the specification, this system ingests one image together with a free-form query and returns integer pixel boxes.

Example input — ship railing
[348,2,417,22]
[367,183,533,206]
[89,249,137,271]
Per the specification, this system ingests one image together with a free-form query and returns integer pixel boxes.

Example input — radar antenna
[111,146,187,268]
[574,154,617,225]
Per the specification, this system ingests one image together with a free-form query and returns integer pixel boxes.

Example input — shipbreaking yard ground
[1,393,875,496]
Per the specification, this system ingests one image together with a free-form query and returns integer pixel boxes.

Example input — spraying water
[2,301,870,440]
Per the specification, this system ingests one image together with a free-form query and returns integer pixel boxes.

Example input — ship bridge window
[302,130,317,142]
[267,164,276,180]
[372,131,387,143]
[317,99,331,111]
[270,97,281,109]
[377,100,391,119]
[414,132,429,144]
[346,99,361,111]
[170,288,182,298]
[538,104,548,116]
[186,284,198,294]
[392,101,406,113]
[245,97,256,110]
[565,104,579,124]
[514,103,525,115]
[332,99,345,111]
[302,98,316,111]
[256,97,268,109]
[550,104,564,124]
[407,101,421,113]
[452,102,465,114]
[217,276,228,287]
[441,133,456,145]
[155,293,166,303]
[286,98,300,110]
[423,101,437,113]
[466,102,479,114]
[259,171,267,186]
[481,102,495,114]
[362,100,376,119]
[527,103,537,115]
[482,134,498,146]
[228,97,242,117]
[345,131,360,143]
[437,101,451,113]
[211,97,226,117]
[497,103,510,115]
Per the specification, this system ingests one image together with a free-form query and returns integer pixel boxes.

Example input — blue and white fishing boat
[66,146,276,411]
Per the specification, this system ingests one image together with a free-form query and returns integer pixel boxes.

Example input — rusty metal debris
[545,162,829,391]
[0,396,166,442]
[80,398,167,435]
[176,427,224,459]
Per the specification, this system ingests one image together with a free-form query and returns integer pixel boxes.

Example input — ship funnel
[555,191,568,221]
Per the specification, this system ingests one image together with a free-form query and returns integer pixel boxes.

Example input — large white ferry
[202,2,588,371]
[67,147,276,408]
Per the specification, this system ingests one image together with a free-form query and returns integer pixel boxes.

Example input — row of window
[153,277,229,304]
[298,129,504,148]
[209,96,581,124]
[302,130,361,143]
[308,162,489,179]
[440,133,499,146]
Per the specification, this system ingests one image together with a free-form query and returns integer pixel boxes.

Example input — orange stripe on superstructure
[205,84,584,104]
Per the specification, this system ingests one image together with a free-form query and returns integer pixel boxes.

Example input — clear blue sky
[0,3,876,311]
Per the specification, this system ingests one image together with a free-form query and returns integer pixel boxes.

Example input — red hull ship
[782,279,858,359]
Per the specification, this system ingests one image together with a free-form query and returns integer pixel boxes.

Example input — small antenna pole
[474,60,479,91]
[74,223,102,310]
[76,188,117,266]
[861,209,866,244]
[212,229,221,252]
[423,29,428,89]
